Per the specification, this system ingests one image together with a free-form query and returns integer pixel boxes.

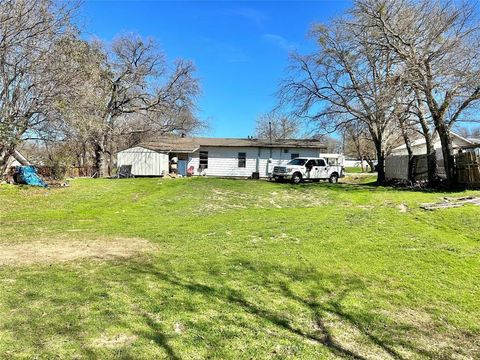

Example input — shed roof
[135,137,326,153]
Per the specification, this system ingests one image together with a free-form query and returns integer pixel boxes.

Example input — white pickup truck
[271,157,345,184]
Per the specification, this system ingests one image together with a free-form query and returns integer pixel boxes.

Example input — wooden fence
[37,166,95,179]
[456,152,480,187]
[385,155,429,182]
[386,152,480,187]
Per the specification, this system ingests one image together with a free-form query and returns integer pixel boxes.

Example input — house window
[238,152,246,168]
[284,149,289,153]
[291,153,299,160]
[199,151,208,169]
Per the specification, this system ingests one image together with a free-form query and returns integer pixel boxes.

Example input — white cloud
[262,33,296,51]
[200,37,249,63]
[228,7,267,27]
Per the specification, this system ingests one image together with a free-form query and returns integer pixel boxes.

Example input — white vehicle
[271,157,345,184]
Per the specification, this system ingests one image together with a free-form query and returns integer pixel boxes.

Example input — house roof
[135,137,326,153]
[466,137,480,144]
[9,150,30,166]
[392,131,476,152]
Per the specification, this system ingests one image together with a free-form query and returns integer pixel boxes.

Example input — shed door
[178,160,187,176]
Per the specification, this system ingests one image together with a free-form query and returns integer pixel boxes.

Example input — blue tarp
[15,166,48,187]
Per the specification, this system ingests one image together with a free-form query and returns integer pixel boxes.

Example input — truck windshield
[287,159,307,166]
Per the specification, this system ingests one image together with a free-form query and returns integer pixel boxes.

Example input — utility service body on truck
[271,157,345,184]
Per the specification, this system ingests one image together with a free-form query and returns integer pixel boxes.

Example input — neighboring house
[461,143,480,156]
[391,131,479,157]
[6,150,31,168]
[117,137,328,178]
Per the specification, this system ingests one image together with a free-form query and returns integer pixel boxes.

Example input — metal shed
[117,146,169,176]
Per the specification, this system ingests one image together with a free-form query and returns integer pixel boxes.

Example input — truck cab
[271,157,344,184]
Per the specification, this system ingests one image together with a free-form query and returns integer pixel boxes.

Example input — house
[117,137,328,178]
[2,150,31,184]
[6,150,31,168]
[391,131,480,157]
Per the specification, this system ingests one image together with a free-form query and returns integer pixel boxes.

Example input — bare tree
[85,35,201,177]
[455,125,480,140]
[313,134,341,153]
[356,0,480,187]
[343,121,377,172]
[0,0,77,176]
[397,108,416,182]
[255,112,299,140]
[278,18,403,183]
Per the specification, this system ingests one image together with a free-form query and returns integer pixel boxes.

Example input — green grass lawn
[0,177,479,359]
[345,167,370,174]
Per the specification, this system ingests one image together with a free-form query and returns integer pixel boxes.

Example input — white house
[391,131,480,157]
[117,137,328,178]
[6,150,30,168]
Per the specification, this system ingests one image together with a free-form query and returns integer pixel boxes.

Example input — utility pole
[268,121,273,175]
[268,121,273,145]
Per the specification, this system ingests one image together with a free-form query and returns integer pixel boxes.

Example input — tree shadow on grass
[1,257,467,359]
[127,259,447,359]
[128,263,365,358]
[140,311,181,360]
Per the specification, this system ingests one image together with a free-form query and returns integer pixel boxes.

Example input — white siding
[344,159,362,167]
[188,147,258,177]
[392,135,473,156]
[117,147,169,176]
[8,158,21,167]
[187,146,322,178]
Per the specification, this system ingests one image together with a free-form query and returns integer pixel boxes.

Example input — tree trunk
[406,144,414,184]
[93,143,109,178]
[424,135,437,187]
[365,157,375,173]
[414,91,438,187]
[436,124,456,187]
[400,125,414,184]
[417,114,437,187]
[374,141,386,184]
[0,145,15,179]
[92,132,113,178]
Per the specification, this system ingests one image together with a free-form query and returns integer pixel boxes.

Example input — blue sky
[81,0,351,137]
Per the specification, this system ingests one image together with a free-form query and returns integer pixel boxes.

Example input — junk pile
[420,196,480,210]
[12,166,48,188]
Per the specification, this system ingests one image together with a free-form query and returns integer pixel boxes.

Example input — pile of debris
[420,196,480,210]
[8,166,48,188]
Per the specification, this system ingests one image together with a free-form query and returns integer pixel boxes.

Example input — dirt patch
[195,188,329,214]
[174,322,186,334]
[0,237,154,266]
[92,333,138,348]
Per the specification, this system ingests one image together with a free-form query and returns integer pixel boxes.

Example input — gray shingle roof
[137,137,326,153]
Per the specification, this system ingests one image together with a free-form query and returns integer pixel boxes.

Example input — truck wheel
[291,172,302,184]
[329,173,339,183]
